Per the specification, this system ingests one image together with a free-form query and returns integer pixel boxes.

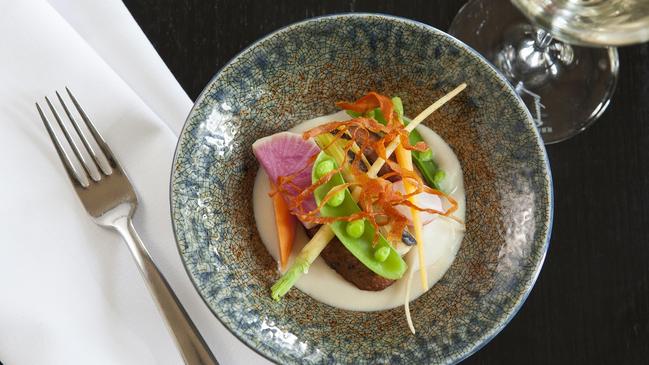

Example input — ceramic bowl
[170,13,553,364]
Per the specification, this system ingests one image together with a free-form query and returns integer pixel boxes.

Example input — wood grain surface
[123,1,649,363]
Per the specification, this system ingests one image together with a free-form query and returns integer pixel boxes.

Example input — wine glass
[449,0,649,144]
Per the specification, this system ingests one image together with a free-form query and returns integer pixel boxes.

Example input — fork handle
[113,217,218,365]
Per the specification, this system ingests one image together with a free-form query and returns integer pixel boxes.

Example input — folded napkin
[0,1,269,364]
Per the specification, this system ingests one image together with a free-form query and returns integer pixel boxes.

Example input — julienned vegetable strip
[393,97,429,289]
[270,83,467,300]
[394,122,429,290]
[403,253,417,334]
[270,180,296,270]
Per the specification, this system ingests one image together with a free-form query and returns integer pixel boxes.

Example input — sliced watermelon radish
[252,132,320,227]
[392,180,443,226]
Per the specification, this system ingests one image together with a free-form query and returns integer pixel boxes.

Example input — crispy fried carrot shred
[273,92,459,244]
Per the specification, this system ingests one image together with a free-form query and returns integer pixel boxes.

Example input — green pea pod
[312,152,407,280]
[403,116,443,190]
[413,157,441,190]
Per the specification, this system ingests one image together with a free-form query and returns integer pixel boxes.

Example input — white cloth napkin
[0,1,269,364]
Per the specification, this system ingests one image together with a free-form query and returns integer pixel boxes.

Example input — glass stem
[534,29,554,50]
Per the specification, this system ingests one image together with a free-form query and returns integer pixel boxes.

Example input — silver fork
[36,88,218,365]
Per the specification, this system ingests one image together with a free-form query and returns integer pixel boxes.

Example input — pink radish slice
[391,180,443,226]
[252,132,320,227]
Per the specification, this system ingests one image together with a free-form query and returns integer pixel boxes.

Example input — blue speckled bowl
[171,14,553,364]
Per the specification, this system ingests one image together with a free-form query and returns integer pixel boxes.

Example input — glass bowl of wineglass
[450,0,649,143]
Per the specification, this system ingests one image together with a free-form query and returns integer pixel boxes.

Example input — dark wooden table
[124,1,649,363]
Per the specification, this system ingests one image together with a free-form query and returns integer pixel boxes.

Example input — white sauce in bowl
[253,111,465,311]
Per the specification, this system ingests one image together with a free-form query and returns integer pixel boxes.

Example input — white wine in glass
[450,0,649,144]
[513,0,649,46]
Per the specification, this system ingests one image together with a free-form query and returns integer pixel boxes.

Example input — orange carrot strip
[336,92,395,126]
[270,180,297,270]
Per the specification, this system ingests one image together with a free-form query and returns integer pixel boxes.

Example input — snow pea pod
[405,115,443,190]
[312,152,407,280]
[395,95,444,190]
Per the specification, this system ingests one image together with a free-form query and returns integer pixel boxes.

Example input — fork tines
[36,88,114,188]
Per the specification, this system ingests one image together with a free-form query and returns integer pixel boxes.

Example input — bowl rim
[169,12,554,365]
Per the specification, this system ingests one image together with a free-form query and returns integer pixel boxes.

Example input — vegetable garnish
[405,116,445,191]
[270,225,335,300]
[287,94,463,243]
[252,132,320,227]
[394,113,429,290]
[268,83,467,301]
[336,92,395,126]
[270,180,297,271]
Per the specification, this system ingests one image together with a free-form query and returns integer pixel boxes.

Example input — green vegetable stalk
[270,225,335,300]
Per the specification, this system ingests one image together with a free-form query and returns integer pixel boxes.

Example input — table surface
[124,1,649,364]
